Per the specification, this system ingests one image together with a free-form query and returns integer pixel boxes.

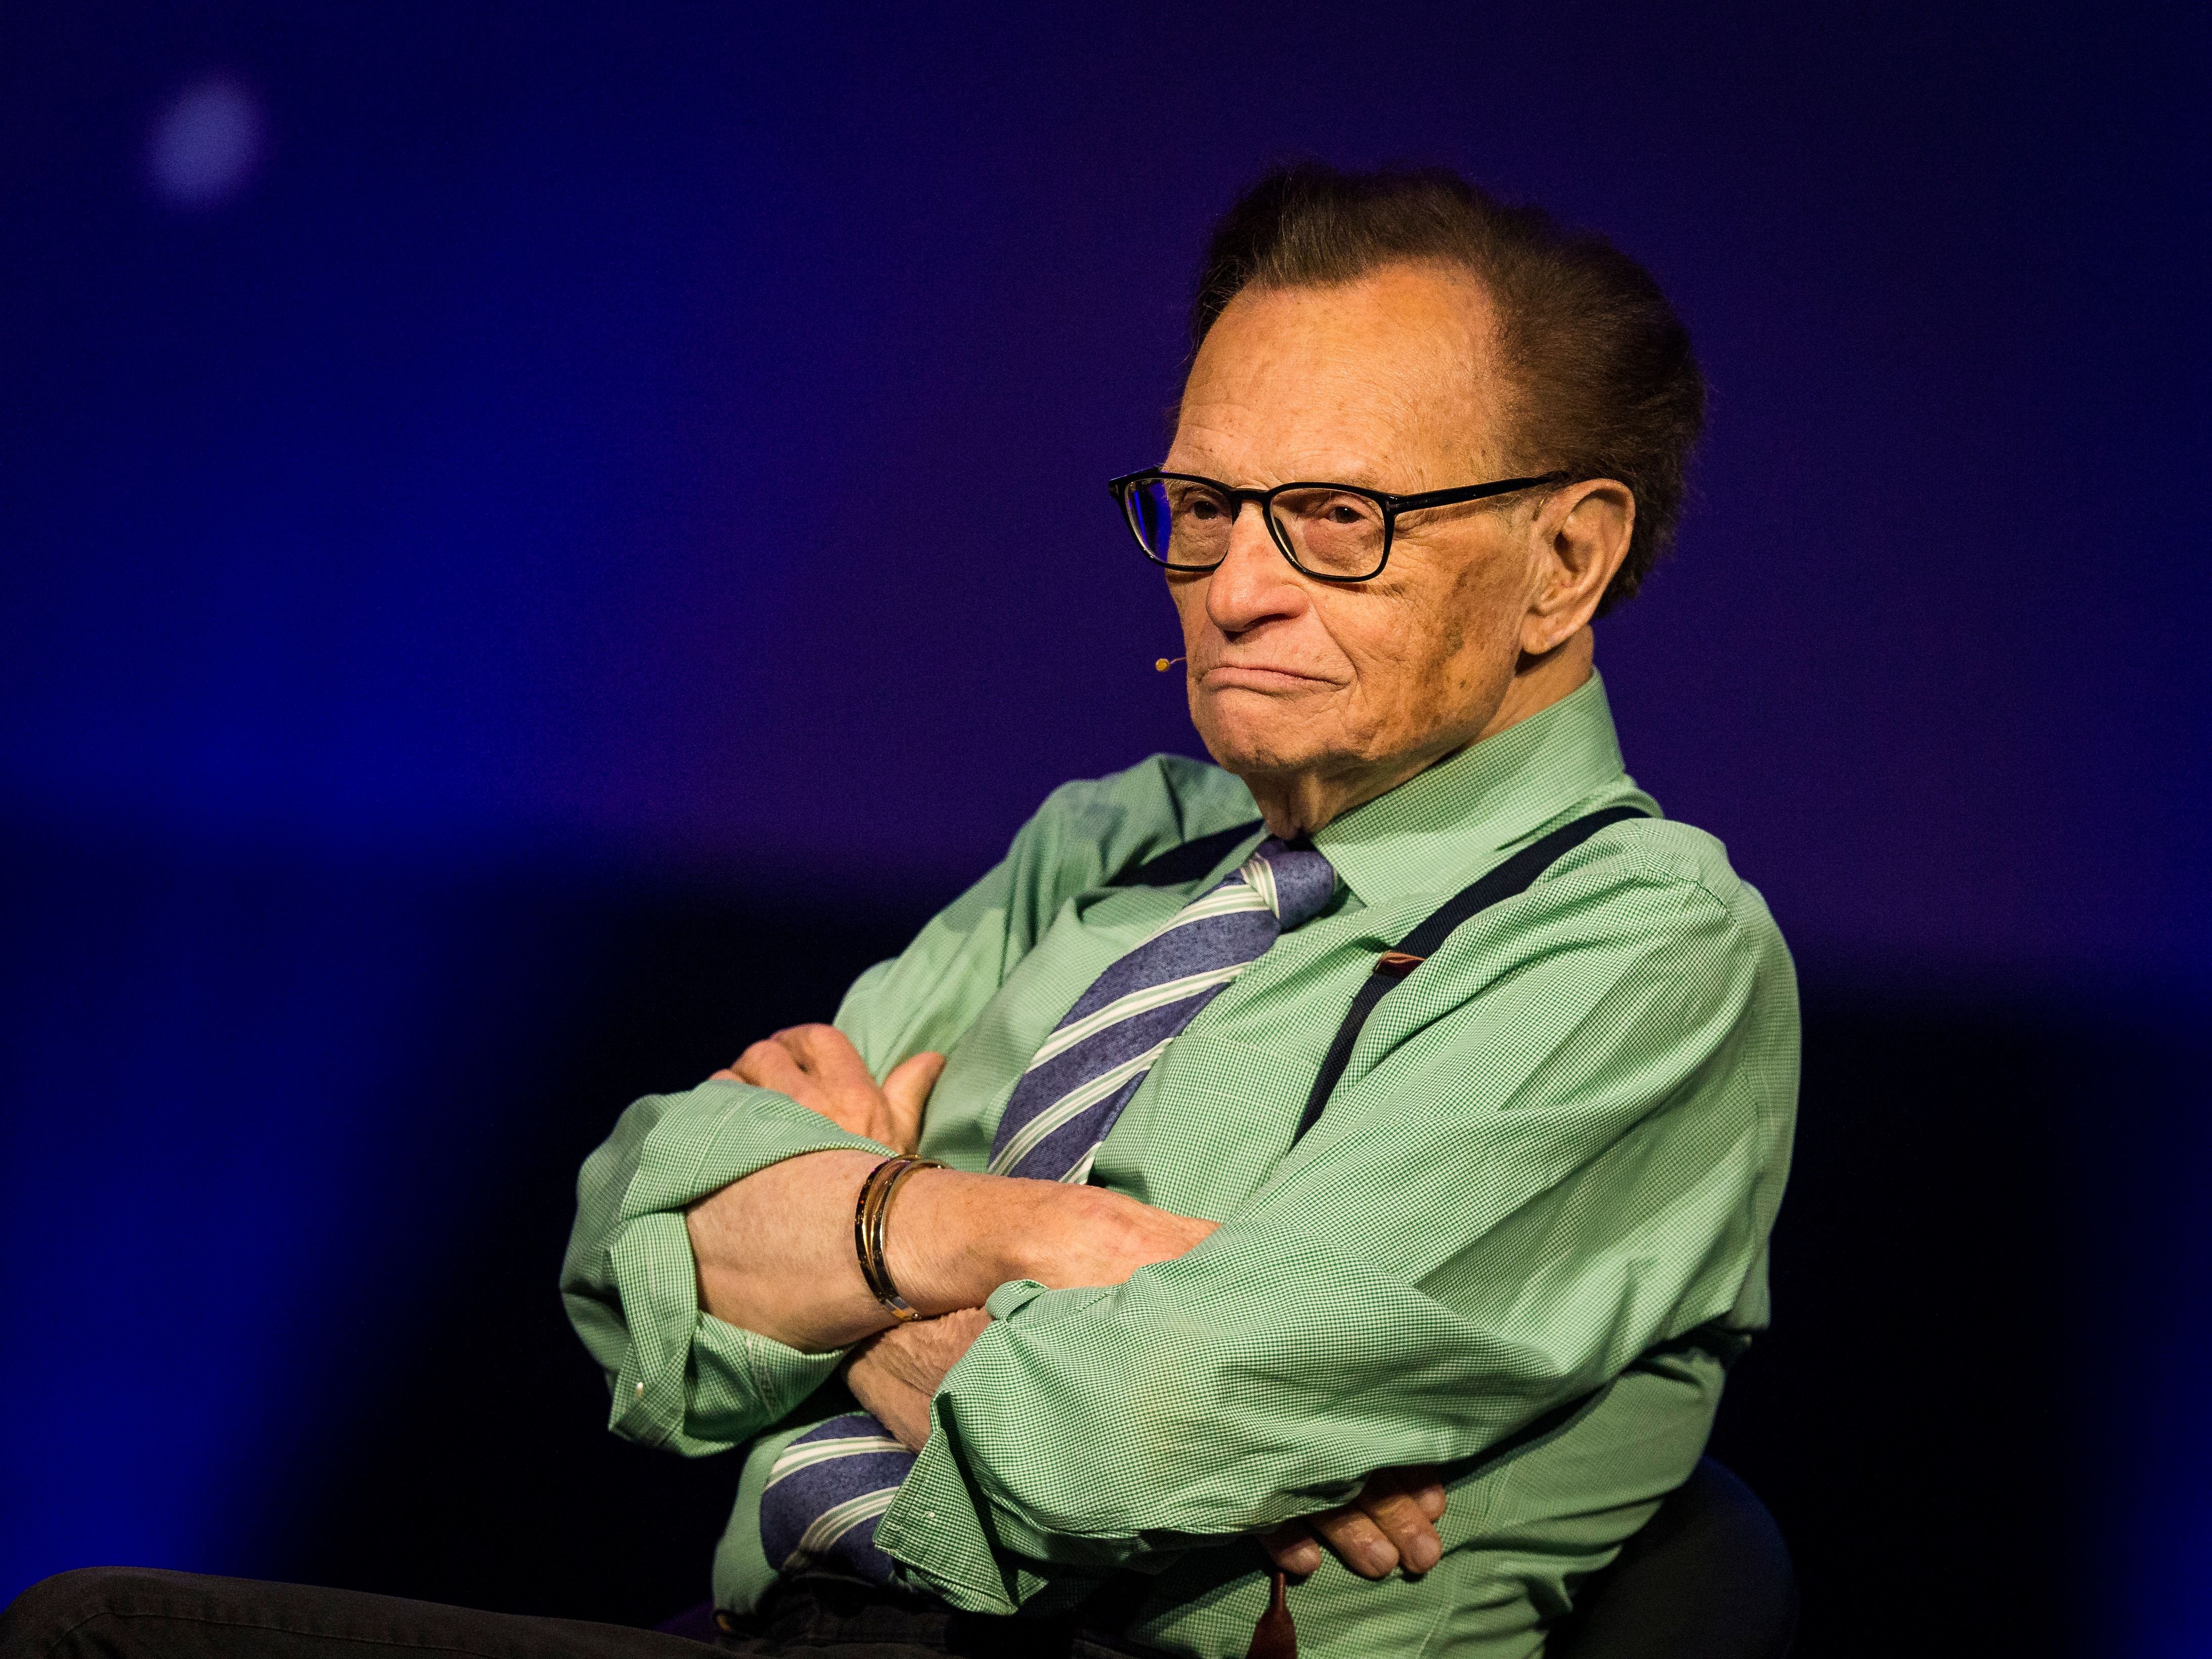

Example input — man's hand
[1262,1466,1448,1580]
[714,1024,944,1155]
[844,1308,991,1450]
[896,1174,1220,1300]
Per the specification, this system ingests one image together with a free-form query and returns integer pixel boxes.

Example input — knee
[2,1568,172,1655]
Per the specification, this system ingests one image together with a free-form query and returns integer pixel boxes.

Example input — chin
[1192,710,1334,782]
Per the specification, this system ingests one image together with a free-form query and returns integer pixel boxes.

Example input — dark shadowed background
[2,5,2205,1657]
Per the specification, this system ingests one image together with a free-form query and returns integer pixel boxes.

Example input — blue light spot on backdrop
[148,75,265,210]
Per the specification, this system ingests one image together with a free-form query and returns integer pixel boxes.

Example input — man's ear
[1522,480,1634,655]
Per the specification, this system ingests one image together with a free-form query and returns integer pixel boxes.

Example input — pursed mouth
[1199,663,1342,692]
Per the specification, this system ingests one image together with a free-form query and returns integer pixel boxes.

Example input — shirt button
[634,1381,646,1398]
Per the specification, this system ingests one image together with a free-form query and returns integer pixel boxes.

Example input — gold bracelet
[853,1155,945,1322]
[852,1157,904,1306]
[859,1156,943,1321]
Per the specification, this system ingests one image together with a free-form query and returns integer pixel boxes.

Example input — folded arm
[683,1140,1220,1351]
[559,1029,1221,1455]
[690,1022,1445,1581]
[846,1302,1448,1581]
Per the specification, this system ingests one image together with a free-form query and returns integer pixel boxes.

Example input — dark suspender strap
[1111,819,1263,888]
[1293,804,1651,1142]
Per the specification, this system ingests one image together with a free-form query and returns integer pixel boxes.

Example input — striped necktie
[758,836,1337,1586]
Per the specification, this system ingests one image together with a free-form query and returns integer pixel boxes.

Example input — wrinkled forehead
[1168,263,1507,493]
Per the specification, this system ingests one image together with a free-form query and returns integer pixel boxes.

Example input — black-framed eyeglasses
[1107,468,1569,583]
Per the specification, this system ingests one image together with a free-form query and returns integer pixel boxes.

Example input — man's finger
[1308,1506,1400,1579]
[733,1039,824,1110]
[1261,1522,1325,1577]
[883,1051,947,1118]
[777,1025,878,1097]
[1371,1464,1447,1520]
[1354,1483,1441,1575]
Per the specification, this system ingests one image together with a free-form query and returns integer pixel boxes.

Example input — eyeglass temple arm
[1382,472,1569,512]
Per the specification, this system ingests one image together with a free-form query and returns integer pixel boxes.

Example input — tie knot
[1243,838,1337,930]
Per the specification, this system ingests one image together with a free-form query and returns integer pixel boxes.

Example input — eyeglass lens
[1126,478,1387,579]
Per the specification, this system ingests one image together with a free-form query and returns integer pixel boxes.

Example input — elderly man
[1,166,1793,1659]
[569,163,1796,1656]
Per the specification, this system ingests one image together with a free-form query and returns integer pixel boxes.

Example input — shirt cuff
[603,1081,892,1452]
[694,1312,848,1442]
[874,1282,1123,1609]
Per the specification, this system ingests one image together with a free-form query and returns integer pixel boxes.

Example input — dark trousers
[1,1569,1148,1659]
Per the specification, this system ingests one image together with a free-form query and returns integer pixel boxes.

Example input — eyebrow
[1165,464,1406,492]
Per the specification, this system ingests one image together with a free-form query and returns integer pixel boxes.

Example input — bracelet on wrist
[853,1154,945,1323]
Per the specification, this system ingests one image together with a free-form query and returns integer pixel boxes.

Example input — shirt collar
[1309,670,1640,908]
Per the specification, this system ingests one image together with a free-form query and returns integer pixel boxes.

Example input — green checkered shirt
[562,672,1798,1658]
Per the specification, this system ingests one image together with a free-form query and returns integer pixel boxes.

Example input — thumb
[883,1050,947,1117]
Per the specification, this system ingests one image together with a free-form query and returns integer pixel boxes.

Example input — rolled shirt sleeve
[875,846,1797,1610]
[561,1079,894,1453]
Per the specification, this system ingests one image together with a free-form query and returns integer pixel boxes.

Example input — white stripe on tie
[987,1037,1175,1174]
[1024,964,1247,1071]
[783,1487,901,1572]
[1241,854,1281,921]
[765,1435,908,1487]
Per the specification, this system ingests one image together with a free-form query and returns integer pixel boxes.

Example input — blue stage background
[3,6,2205,1655]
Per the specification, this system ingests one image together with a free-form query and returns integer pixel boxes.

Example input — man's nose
[1205,501,1306,633]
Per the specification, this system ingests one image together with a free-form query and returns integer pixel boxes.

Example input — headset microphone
[1154,656,1187,672]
